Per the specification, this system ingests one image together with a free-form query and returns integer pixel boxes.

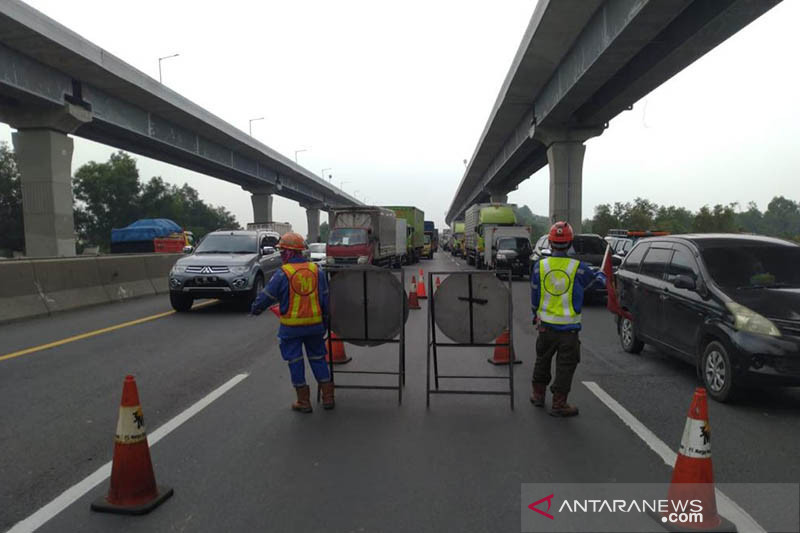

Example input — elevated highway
[446,0,781,229]
[0,0,360,256]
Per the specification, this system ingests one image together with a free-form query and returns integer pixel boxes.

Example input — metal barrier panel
[324,266,408,405]
[427,270,515,410]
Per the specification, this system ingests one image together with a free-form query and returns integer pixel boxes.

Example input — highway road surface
[2,253,799,532]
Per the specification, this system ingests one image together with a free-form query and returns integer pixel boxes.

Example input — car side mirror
[611,255,622,267]
[673,274,696,291]
[262,246,276,255]
[182,246,193,254]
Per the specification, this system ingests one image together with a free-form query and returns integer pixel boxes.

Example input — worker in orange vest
[251,232,334,412]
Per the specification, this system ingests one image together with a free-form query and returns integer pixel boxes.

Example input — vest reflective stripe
[537,257,581,325]
[280,262,323,326]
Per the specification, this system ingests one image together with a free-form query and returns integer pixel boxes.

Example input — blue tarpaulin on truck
[111,218,182,243]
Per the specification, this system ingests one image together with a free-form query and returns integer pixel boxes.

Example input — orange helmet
[548,221,574,244]
[278,232,307,251]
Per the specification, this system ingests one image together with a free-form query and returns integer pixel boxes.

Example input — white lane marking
[583,381,766,533]
[8,373,250,533]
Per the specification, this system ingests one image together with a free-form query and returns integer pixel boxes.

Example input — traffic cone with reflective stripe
[417,273,427,299]
[487,329,521,365]
[326,332,351,364]
[661,388,733,532]
[92,375,173,515]
[408,276,421,310]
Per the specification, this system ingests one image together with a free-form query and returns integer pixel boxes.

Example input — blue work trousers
[279,334,331,387]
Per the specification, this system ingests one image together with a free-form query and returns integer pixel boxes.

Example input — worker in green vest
[530,222,606,416]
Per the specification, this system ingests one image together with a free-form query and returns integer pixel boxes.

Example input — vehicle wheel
[247,274,265,306]
[619,316,644,354]
[466,254,474,266]
[170,292,193,312]
[702,341,737,402]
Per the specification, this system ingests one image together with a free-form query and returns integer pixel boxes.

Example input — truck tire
[466,253,474,266]
[170,292,193,312]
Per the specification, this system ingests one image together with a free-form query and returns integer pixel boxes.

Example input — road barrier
[96,255,157,301]
[0,260,49,322]
[0,253,182,323]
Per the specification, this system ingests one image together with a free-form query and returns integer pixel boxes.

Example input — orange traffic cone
[92,375,173,515]
[487,329,522,365]
[326,332,352,364]
[408,276,421,310]
[661,388,732,531]
[419,268,424,278]
[417,274,428,300]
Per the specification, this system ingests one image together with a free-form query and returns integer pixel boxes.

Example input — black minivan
[615,234,800,401]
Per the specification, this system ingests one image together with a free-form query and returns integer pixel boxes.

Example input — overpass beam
[4,104,92,257]
[532,125,604,233]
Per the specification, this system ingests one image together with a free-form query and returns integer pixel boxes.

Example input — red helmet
[278,232,307,251]
[548,221,574,244]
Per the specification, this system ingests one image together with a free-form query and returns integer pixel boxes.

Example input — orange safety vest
[280,262,323,326]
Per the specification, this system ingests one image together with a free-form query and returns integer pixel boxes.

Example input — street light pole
[248,117,264,136]
[294,149,307,163]
[158,53,180,83]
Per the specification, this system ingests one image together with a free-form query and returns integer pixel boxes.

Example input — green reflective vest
[538,257,581,325]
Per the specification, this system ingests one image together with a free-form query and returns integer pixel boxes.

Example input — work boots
[320,381,335,410]
[292,385,313,413]
[530,383,546,407]
[550,392,579,417]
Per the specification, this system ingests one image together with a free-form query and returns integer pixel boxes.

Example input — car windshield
[701,243,800,289]
[328,228,368,246]
[497,237,531,252]
[571,236,607,255]
[195,234,257,254]
[309,243,326,253]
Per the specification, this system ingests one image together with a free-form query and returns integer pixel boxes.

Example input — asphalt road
[2,252,799,532]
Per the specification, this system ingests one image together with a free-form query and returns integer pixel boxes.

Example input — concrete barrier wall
[0,253,182,323]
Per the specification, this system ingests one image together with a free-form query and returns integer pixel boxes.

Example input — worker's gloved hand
[250,305,263,316]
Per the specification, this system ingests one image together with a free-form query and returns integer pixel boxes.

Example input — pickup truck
[168,229,282,311]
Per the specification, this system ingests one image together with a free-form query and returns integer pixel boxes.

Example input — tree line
[583,197,800,241]
[0,144,239,255]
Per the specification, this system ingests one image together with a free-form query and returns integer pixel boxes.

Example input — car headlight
[357,256,369,264]
[170,264,186,274]
[726,302,781,337]
[326,256,335,264]
[496,253,506,261]
[229,265,249,274]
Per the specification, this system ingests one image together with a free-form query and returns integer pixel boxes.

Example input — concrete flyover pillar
[3,103,92,257]
[531,125,604,233]
[303,204,322,243]
[245,185,276,224]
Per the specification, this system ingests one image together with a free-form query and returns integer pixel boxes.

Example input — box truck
[384,206,424,263]
[326,207,397,267]
[464,203,530,270]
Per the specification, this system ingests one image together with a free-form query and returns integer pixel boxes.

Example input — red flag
[602,245,631,319]
[269,304,280,317]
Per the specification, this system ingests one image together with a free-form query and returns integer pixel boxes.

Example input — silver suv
[168,230,282,311]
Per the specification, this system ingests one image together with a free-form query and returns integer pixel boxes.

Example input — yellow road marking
[0,300,217,362]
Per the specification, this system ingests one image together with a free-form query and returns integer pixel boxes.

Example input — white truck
[394,218,408,266]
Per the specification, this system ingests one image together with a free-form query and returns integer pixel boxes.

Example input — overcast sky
[1,0,798,235]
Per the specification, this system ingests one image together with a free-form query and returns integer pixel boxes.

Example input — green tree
[762,196,800,239]
[590,204,619,237]
[735,202,764,234]
[73,151,141,250]
[654,205,694,234]
[319,221,330,242]
[692,204,738,233]
[0,142,24,255]
[512,204,548,238]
